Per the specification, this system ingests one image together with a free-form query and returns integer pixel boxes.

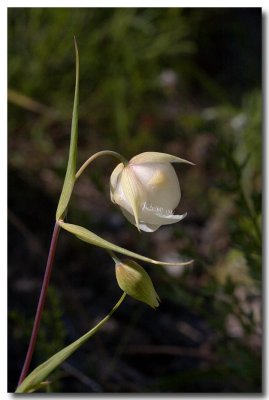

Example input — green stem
[75,150,128,180]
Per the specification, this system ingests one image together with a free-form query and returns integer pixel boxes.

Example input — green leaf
[59,221,193,267]
[16,293,126,393]
[56,38,79,221]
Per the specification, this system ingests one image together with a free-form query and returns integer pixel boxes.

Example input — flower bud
[110,152,193,232]
[115,259,160,309]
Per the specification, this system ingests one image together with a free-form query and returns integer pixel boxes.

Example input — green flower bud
[115,259,160,309]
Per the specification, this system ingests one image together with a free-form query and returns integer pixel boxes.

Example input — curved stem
[81,291,126,337]
[75,150,128,180]
[18,222,61,386]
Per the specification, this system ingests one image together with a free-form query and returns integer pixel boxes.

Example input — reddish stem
[18,222,61,386]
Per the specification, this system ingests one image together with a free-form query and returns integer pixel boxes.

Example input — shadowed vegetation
[8,8,261,393]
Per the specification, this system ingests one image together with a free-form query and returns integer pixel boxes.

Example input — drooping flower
[114,258,160,309]
[110,152,194,232]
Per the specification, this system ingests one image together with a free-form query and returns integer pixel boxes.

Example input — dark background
[8,8,262,393]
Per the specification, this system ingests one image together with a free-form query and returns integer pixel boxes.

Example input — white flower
[110,152,194,232]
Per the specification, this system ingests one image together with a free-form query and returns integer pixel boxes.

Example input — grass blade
[56,38,79,221]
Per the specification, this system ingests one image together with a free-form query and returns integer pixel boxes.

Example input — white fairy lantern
[110,152,194,232]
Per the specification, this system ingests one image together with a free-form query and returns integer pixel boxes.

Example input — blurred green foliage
[8,8,194,157]
[8,8,261,393]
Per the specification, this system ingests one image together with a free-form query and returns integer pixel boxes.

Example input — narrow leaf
[56,38,79,221]
[59,221,193,267]
[16,293,126,393]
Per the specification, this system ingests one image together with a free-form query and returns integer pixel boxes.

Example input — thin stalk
[18,222,61,386]
[75,150,128,180]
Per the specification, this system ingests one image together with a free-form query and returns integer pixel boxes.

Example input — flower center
[148,170,166,186]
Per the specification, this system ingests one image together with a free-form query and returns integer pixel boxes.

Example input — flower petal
[121,207,157,232]
[120,208,157,232]
[137,213,187,232]
[145,211,187,226]
[121,167,145,231]
[130,152,194,165]
[120,207,137,225]
[137,223,160,232]
[110,162,124,203]
[121,207,187,232]
[133,163,181,211]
